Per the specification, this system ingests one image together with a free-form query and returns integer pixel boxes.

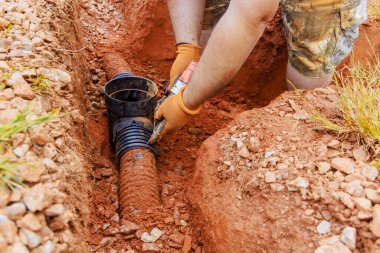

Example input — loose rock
[331,158,355,174]
[317,220,331,234]
[340,226,356,250]
[369,205,380,237]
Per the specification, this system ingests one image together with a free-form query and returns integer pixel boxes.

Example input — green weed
[0,106,59,143]
[32,75,53,94]
[0,158,26,189]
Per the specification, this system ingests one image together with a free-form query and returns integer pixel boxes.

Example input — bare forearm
[167,0,206,45]
[183,0,279,109]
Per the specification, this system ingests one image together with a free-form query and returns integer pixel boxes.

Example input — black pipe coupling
[103,72,158,161]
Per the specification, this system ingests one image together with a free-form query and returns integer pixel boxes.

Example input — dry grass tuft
[311,49,380,154]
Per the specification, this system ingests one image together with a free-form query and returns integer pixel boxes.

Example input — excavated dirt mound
[190,87,380,252]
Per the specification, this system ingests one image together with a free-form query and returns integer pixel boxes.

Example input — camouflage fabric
[282,0,367,77]
[202,0,367,77]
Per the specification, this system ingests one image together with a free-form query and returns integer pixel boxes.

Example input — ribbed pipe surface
[119,148,160,218]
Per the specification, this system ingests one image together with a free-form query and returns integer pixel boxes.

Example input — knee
[231,0,279,25]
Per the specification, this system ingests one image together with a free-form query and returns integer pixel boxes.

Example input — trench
[67,0,288,251]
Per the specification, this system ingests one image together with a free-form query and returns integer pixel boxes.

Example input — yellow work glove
[169,43,202,91]
[155,86,201,138]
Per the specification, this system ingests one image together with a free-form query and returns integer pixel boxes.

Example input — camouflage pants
[204,0,367,77]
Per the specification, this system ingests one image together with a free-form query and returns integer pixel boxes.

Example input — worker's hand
[168,43,202,91]
[155,86,201,138]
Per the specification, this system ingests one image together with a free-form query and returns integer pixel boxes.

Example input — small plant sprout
[32,74,53,94]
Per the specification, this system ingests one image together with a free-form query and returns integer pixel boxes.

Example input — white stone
[352,146,368,162]
[357,210,373,220]
[345,180,364,197]
[44,204,65,216]
[5,241,29,253]
[33,240,55,253]
[19,228,41,248]
[340,226,356,250]
[354,197,372,210]
[0,214,17,243]
[140,232,154,243]
[327,140,340,149]
[37,68,71,84]
[265,171,276,183]
[361,166,379,181]
[288,176,309,189]
[22,183,54,212]
[150,227,163,242]
[7,72,35,100]
[0,185,11,207]
[338,192,355,209]
[369,205,380,237]
[142,242,160,252]
[318,162,331,174]
[365,188,380,204]
[247,137,260,153]
[13,144,29,158]
[0,108,18,124]
[317,220,331,234]
[18,161,45,183]
[331,158,355,174]
[17,212,42,231]
[3,202,26,219]
[238,146,250,159]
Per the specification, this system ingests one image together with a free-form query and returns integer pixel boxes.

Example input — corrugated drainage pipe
[103,72,160,218]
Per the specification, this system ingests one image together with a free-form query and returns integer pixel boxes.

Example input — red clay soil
[71,0,380,251]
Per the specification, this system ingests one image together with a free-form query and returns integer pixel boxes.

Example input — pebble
[247,137,260,153]
[361,166,379,181]
[352,146,367,162]
[331,158,355,174]
[317,162,331,174]
[369,205,380,237]
[7,72,35,100]
[345,180,364,197]
[18,161,45,183]
[238,146,250,159]
[5,241,29,253]
[317,220,331,234]
[0,108,18,124]
[0,235,6,252]
[365,188,380,204]
[142,242,160,252]
[44,204,65,216]
[22,183,54,212]
[31,129,50,146]
[150,227,163,242]
[265,171,276,183]
[37,68,72,84]
[288,176,309,189]
[140,232,154,243]
[340,226,356,250]
[19,228,42,248]
[13,144,30,158]
[0,214,17,243]
[0,185,11,207]
[3,202,26,220]
[338,192,355,209]
[353,197,372,210]
[327,140,340,149]
[34,240,55,253]
[119,221,139,235]
[17,212,42,231]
